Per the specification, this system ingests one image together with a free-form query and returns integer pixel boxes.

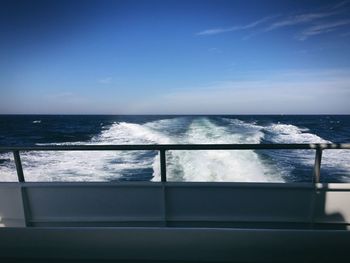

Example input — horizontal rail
[1,144,349,184]
[1,143,350,152]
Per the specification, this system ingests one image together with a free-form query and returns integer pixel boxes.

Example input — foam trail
[163,118,284,182]
[0,120,175,182]
[265,123,350,182]
[266,123,327,144]
[0,117,284,182]
[3,117,346,183]
[0,152,17,181]
[220,118,265,143]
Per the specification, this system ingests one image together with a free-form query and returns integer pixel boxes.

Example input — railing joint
[313,148,322,184]
[160,149,167,182]
[13,150,25,183]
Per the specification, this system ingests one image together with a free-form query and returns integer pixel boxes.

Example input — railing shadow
[314,184,348,230]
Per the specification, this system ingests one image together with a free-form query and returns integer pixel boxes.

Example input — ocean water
[0,115,349,183]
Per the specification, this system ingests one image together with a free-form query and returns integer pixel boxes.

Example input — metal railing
[1,143,350,183]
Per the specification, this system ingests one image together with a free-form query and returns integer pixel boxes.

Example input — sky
[1,0,350,114]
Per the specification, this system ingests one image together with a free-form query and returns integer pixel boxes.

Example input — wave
[0,117,349,182]
[215,118,350,182]
[263,122,350,182]
[265,123,327,144]
[161,118,283,182]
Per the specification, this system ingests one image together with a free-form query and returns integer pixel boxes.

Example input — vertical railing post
[313,148,322,183]
[160,149,167,182]
[13,150,25,182]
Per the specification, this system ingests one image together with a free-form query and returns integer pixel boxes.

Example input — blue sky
[1,0,350,114]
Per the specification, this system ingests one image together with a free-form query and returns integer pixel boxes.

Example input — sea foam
[0,117,349,182]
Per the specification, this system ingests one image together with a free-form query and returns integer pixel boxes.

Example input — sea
[0,115,349,183]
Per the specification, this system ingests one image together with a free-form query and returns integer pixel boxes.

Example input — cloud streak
[197,1,350,40]
[125,69,350,114]
[262,1,350,40]
[196,16,276,36]
[298,19,350,40]
[196,0,350,41]
[332,0,350,10]
[265,11,338,31]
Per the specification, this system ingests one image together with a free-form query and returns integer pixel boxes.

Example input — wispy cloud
[265,11,338,31]
[197,1,349,40]
[196,16,276,36]
[257,1,350,40]
[98,77,112,84]
[125,69,350,114]
[332,0,350,10]
[298,19,350,40]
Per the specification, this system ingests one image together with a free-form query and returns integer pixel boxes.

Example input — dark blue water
[0,115,349,183]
